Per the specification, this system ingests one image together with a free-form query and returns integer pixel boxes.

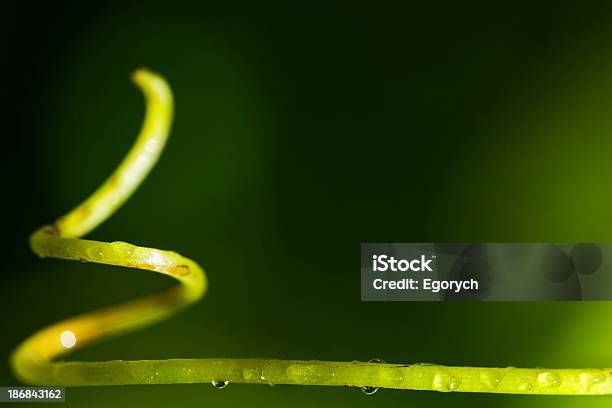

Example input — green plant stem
[10,67,612,396]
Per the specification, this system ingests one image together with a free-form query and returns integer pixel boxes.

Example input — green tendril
[10,67,612,396]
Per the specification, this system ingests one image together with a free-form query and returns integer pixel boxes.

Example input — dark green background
[5,1,612,406]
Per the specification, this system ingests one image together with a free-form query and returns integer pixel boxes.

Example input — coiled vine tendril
[10,67,612,396]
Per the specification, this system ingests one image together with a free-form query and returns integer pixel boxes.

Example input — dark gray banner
[361,243,612,301]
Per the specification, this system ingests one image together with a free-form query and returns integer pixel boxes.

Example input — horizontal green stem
[24,359,612,395]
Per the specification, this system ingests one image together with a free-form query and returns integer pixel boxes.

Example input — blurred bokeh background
[5,1,612,406]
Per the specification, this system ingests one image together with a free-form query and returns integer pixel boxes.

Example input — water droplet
[87,246,105,261]
[580,372,596,391]
[414,362,436,366]
[146,250,167,268]
[286,364,332,384]
[432,372,461,392]
[145,139,159,153]
[537,371,561,388]
[519,381,534,391]
[447,377,461,391]
[480,370,502,389]
[243,368,258,381]
[359,358,385,395]
[593,373,606,383]
[136,154,149,167]
[212,380,228,389]
[361,386,378,395]
[110,241,134,258]
[65,245,76,258]
[432,373,446,390]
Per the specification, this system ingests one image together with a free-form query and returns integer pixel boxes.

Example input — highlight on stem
[10,67,612,396]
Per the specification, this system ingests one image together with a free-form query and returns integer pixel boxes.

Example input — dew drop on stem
[361,358,385,395]
[362,386,378,395]
[212,380,229,389]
